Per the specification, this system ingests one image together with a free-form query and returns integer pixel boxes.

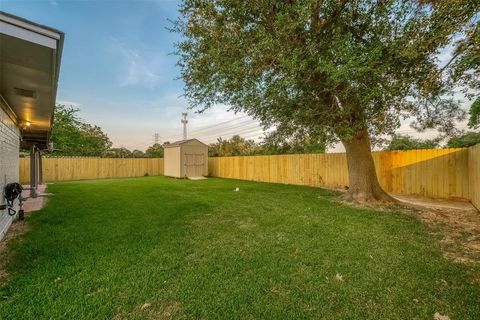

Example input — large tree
[174,0,479,202]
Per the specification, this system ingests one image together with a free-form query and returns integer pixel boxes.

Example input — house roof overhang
[0,11,64,149]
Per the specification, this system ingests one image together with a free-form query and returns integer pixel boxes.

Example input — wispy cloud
[49,0,58,6]
[111,38,163,88]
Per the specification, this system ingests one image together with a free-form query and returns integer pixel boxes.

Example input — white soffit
[0,20,57,49]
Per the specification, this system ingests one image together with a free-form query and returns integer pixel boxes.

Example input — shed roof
[164,138,207,148]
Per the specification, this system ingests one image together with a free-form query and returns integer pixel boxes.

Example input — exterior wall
[164,147,182,178]
[0,103,20,240]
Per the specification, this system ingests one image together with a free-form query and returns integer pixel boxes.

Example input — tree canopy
[208,135,260,156]
[145,143,165,158]
[50,104,112,156]
[132,150,146,158]
[261,132,326,155]
[50,105,169,158]
[447,131,480,148]
[386,134,440,150]
[207,134,326,156]
[106,147,133,158]
[469,98,480,129]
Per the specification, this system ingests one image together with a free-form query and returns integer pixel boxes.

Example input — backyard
[0,177,479,319]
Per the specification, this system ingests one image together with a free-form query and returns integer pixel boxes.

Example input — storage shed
[164,139,208,178]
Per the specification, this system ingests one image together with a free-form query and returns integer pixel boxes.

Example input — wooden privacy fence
[469,144,480,210]
[18,146,479,209]
[19,157,163,183]
[209,147,479,208]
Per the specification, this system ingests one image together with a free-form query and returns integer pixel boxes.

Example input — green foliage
[208,134,326,156]
[145,143,164,158]
[1,177,479,318]
[174,0,479,143]
[261,131,326,155]
[208,135,260,156]
[51,104,112,156]
[447,131,480,148]
[469,97,480,129]
[386,134,440,150]
[450,21,479,95]
[106,147,132,158]
[132,150,145,158]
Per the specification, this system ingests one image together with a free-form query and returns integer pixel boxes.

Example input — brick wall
[0,104,20,241]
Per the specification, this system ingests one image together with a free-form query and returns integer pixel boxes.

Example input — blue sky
[2,0,260,150]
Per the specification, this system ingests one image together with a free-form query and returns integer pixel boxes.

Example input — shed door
[184,153,204,177]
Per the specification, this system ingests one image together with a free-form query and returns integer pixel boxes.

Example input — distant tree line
[386,132,480,150]
[210,131,480,155]
[47,104,328,158]
[106,144,165,158]
[208,134,326,157]
[48,105,166,158]
[46,104,479,158]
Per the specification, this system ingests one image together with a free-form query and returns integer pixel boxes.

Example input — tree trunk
[341,129,394,203]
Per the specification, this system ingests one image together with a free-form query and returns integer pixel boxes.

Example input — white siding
[164,146,182,178]
[0,105,20,240]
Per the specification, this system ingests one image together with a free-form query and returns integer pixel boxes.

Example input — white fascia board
[0,20,57,49]
[0,12,61,39]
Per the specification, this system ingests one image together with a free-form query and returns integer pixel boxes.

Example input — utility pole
[181,112,188,140]
[154,133,160,145]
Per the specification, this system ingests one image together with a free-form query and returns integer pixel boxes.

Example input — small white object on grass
[234,187,240,192]
[141,303,151,310]
[335,272,344,281]
[433,312,450,320]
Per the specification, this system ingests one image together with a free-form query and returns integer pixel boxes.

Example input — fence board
[208,148,471,200]
[19,157,163,183]
[469,144,480,210]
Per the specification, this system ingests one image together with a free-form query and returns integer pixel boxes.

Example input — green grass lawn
[1,177,479,319]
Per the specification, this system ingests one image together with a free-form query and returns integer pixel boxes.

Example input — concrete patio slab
[21,184,50,213]
[391,193,477,213]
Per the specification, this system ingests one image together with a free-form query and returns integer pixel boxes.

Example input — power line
[160,118,259,142]
[198,127,273,144]
[187,115,251,133]
[395,124,469,134]
[126,133,161,150]
[188,123,262,140]
[154,115,251,138]
[194,125,265,141]
[188,119,258,136]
